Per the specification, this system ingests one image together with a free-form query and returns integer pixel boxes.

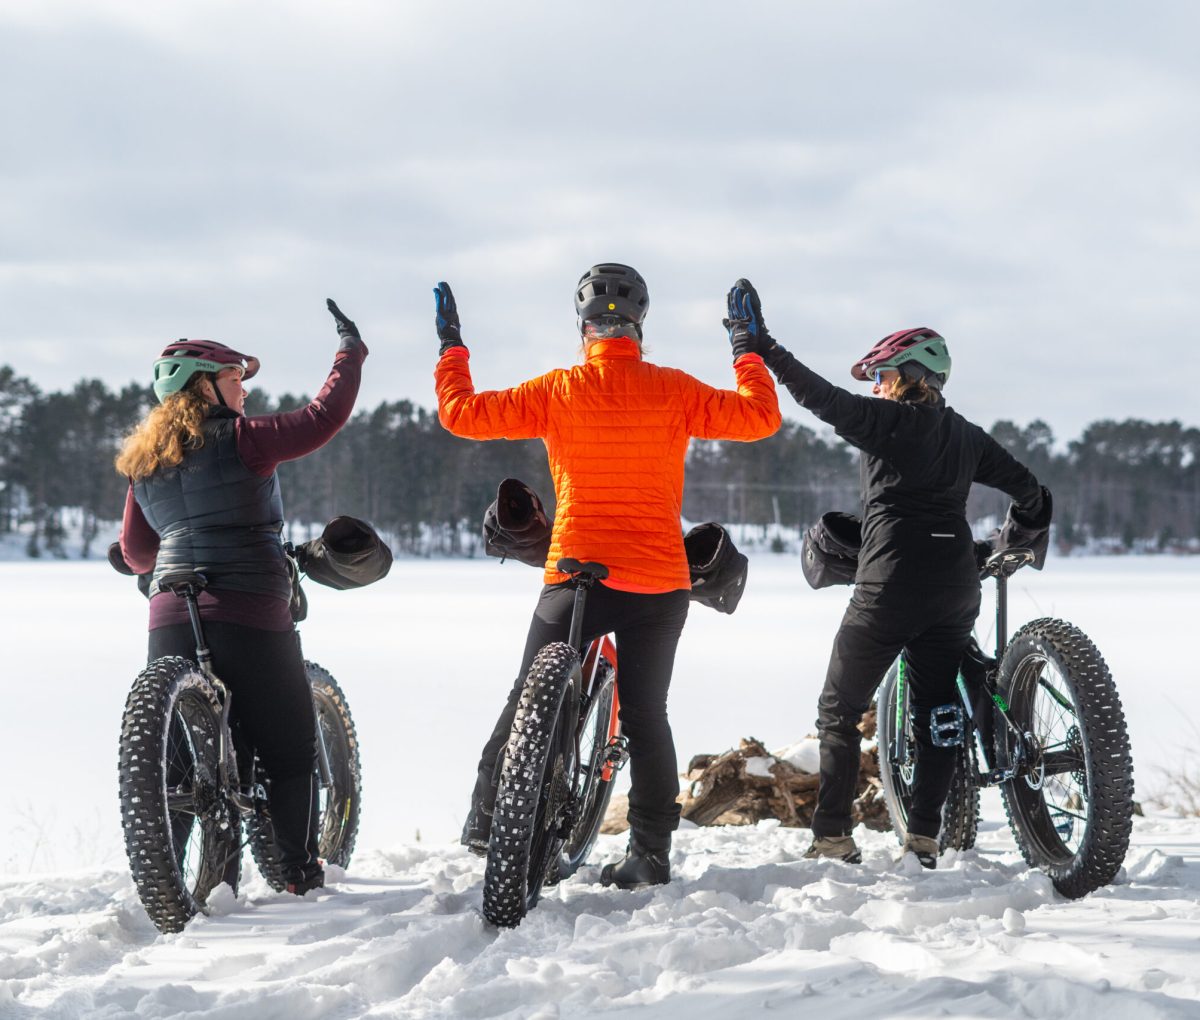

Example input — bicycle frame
[581,635,622,782]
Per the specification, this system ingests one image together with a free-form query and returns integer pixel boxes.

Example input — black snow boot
[460,803,492,858]
[600,834,671,890]
[284,861,325,895]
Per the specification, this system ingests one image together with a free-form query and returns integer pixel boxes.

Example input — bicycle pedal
[605,737,630,768]
[930,704,965,748]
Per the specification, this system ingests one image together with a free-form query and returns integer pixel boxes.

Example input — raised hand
[722,278,772,360]
[326,300,362,360]
[433,281,465,355]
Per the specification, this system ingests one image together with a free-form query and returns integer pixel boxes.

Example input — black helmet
[574,263,649,333]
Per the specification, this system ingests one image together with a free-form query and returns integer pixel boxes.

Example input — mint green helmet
[851,328,951,388]
[152,339,260,403]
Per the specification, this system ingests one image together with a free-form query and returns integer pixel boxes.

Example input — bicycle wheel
[119,656,241,934]
[996,618,1133,899]
[552,652,619,882]
[876,658,980,853]
[249,662,363,889]
[483,641,577,928]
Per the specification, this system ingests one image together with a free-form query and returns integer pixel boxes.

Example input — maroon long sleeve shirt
[120,341,367,631]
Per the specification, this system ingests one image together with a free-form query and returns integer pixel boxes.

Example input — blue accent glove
[433,281,464,355]
[722,278,772,360]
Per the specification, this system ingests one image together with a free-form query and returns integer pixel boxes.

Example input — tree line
[1,364,1197,557]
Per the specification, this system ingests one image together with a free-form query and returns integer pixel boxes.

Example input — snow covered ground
[1,554,1198,1017]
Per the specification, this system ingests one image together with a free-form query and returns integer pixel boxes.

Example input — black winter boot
[460,803,492,857]
[284,861,325,895]
[600,834,671,890]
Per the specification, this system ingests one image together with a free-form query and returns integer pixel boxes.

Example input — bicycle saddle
[982,548,1035,579]
[556,558,609,580]
[158,570,209,595]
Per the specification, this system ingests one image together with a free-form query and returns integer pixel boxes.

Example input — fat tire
[997,618,1133,899]
[118,656,241,933]
[249,662,363,890]
[876,660,980,853]
[482,642,576,927]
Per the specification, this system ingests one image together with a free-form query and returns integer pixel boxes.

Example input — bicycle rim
[1004,652,1090,863]
[557,669,616,878]
[164,688,227,897]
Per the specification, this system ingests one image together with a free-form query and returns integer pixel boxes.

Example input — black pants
[149,622,320,871]
[470,584,690,844]
[812,583,981,840]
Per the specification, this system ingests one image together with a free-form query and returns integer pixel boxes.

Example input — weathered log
[602,707,889,835]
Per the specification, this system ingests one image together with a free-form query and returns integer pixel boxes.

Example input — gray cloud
[1,1,1197,443]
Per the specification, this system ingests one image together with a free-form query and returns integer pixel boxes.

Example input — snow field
[3,554,1196,868]
[1,554,1198,1016]
[1,815,1199,1017]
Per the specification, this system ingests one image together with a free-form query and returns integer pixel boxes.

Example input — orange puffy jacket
[436,337,781,593]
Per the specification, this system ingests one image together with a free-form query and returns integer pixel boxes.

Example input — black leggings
[470,583,690,843]
[148,622,319,870]
[812,582,981,839]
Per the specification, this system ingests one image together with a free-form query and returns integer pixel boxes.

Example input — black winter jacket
[764,344,1044,586]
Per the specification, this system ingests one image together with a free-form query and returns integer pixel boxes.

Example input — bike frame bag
[482,477,552,567]
[684,522,749,614]
[801,511,862,589]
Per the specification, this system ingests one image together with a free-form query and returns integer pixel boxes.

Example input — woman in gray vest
[114,300,368,895]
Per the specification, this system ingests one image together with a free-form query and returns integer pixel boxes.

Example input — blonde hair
[891,376,941,405]
[114,382,209,480]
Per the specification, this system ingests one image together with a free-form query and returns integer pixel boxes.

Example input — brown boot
[803,835,862,863]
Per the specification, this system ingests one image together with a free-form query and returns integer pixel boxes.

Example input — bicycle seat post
[556,558,609,653]
[994,572,1008,659]
[183,589,216,679]
[567,577,591,652]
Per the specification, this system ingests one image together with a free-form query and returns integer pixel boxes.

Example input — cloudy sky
[2,1,1197,442]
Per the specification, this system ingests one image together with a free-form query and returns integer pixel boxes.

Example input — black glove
[722,278,772,360]
[326,299,363,354]
[433,281,465,355]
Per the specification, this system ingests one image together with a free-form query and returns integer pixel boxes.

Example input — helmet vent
[574,262,649,327]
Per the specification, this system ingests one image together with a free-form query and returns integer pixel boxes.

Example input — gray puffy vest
[133,408,292,601]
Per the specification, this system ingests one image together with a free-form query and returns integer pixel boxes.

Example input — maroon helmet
[152,340,260,402]
[850,327,951,384]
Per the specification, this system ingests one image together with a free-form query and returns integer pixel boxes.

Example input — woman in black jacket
[723,280,1050,867]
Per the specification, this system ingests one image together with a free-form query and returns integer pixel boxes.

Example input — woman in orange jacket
[434,264,781,888]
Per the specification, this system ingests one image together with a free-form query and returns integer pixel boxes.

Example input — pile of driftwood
[602,708,890,834]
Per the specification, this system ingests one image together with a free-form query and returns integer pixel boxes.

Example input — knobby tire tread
[997,618,1133,899]
[118,657,241,933]
[482,642,575,928]
[249,662,363,890]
